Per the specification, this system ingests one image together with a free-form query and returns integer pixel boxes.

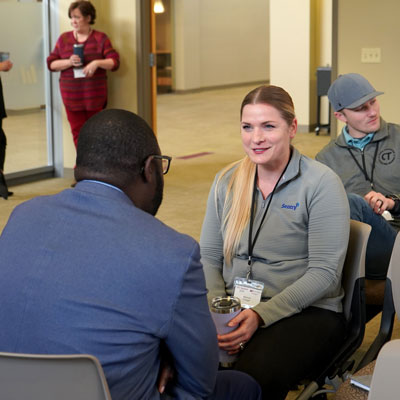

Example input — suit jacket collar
[74,180,134,207]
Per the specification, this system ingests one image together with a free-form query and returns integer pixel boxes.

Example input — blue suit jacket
[0,181,219,399]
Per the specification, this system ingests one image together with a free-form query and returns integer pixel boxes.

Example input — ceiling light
[154,0,165,14]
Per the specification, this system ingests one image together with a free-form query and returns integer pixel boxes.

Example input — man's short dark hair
[75,109,159,185]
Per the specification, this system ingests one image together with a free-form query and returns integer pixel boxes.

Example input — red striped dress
[47,30,120,111]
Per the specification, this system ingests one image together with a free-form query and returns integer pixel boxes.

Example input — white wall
[337,0,400,131]
[174,0,201,90]
[270,0,311,129]
[174,0,269,91]
[269,0,332,130]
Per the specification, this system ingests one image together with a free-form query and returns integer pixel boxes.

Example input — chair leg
[295,381,320,400]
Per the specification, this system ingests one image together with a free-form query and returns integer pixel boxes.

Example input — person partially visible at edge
[0,58,13,199]
[0,109,261,400]
[316,73,399,300]
[200,85,350,399]
[47,1,119,149]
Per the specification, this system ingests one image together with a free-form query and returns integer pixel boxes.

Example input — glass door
[0,0,61,184]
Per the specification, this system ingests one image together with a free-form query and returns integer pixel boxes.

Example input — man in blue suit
[0,110,260,399]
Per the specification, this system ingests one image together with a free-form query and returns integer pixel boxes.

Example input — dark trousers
[211,370,262,400]
[163,370,262,400]
[0,118,6,171]
[234,307,346,400]
[348,193,397,279]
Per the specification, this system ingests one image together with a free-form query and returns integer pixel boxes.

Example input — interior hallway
[0,84,398,398]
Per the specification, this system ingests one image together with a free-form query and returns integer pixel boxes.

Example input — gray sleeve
[200,177,227,304]
[253,170,350,327]
[165,242,219,397]
[315,145,336,171]
[314,148,326,163]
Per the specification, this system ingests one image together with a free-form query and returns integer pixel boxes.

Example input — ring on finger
[239,342,245,351]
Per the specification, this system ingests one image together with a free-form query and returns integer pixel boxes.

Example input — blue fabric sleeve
[165,243,219,397]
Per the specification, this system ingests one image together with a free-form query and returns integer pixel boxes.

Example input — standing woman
[0,58,13,199]
[47,1,119,149]
[200,85,350,399]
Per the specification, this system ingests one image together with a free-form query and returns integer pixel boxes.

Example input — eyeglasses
[142,155,172,175]
[153,155,172,175]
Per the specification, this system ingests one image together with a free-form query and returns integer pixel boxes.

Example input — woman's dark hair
[68,1,96,25]
[240,85,295,126]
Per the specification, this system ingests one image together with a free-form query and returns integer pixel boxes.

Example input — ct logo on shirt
[379,148,396,165]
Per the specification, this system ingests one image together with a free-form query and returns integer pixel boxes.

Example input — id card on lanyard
[234,277,264,308]
[234,156,291,309]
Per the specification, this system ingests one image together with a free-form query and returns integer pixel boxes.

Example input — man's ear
[334,111,347,124]
[142,156,154,183]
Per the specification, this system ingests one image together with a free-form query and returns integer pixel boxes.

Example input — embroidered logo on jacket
[281,202,300,210]
[379,148,395,165]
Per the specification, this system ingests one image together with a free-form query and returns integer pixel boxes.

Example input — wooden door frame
[136,0,157,133]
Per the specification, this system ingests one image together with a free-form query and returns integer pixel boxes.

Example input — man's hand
[364,190,395,215]
[157,343,175,394]
[217,309,262,354]
[158,361,174,394]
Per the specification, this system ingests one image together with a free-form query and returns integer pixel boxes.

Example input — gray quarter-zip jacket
[200,148,349,328]
[316,118,400,197]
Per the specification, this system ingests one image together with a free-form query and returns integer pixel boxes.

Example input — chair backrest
[368,339,400,400]
[387,232,400,316]
[357,231,400,370]
[342,220,371,320]
[295,220,371,400]
[0,353,112,400]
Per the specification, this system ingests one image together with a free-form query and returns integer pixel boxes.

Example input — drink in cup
[210,296,241,367]
[73,44,84,66]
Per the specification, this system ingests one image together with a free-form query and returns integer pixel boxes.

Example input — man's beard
[150,169,163,216]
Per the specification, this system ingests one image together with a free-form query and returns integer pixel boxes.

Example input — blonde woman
[200,85,350,399]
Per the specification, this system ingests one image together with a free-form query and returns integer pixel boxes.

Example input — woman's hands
[83,60,99,77]
[69,54,83,68]
[83,59,115,77]
[217,309,263,354]
[50,57,114,75]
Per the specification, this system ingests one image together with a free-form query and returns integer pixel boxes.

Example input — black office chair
[296,220,371,399]
[355,232,400,370]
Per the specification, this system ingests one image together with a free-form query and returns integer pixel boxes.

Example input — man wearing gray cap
[316,73,399,298]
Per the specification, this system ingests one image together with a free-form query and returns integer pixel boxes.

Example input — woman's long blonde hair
[217,85,296,265]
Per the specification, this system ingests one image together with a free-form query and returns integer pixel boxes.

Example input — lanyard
[347,141,379,189]
[247,157,291,280]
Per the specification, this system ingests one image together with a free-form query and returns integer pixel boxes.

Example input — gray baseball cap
[327,73,384,111]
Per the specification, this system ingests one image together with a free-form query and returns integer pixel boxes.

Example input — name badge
[73,67,85,79]
[233,277,264,309]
